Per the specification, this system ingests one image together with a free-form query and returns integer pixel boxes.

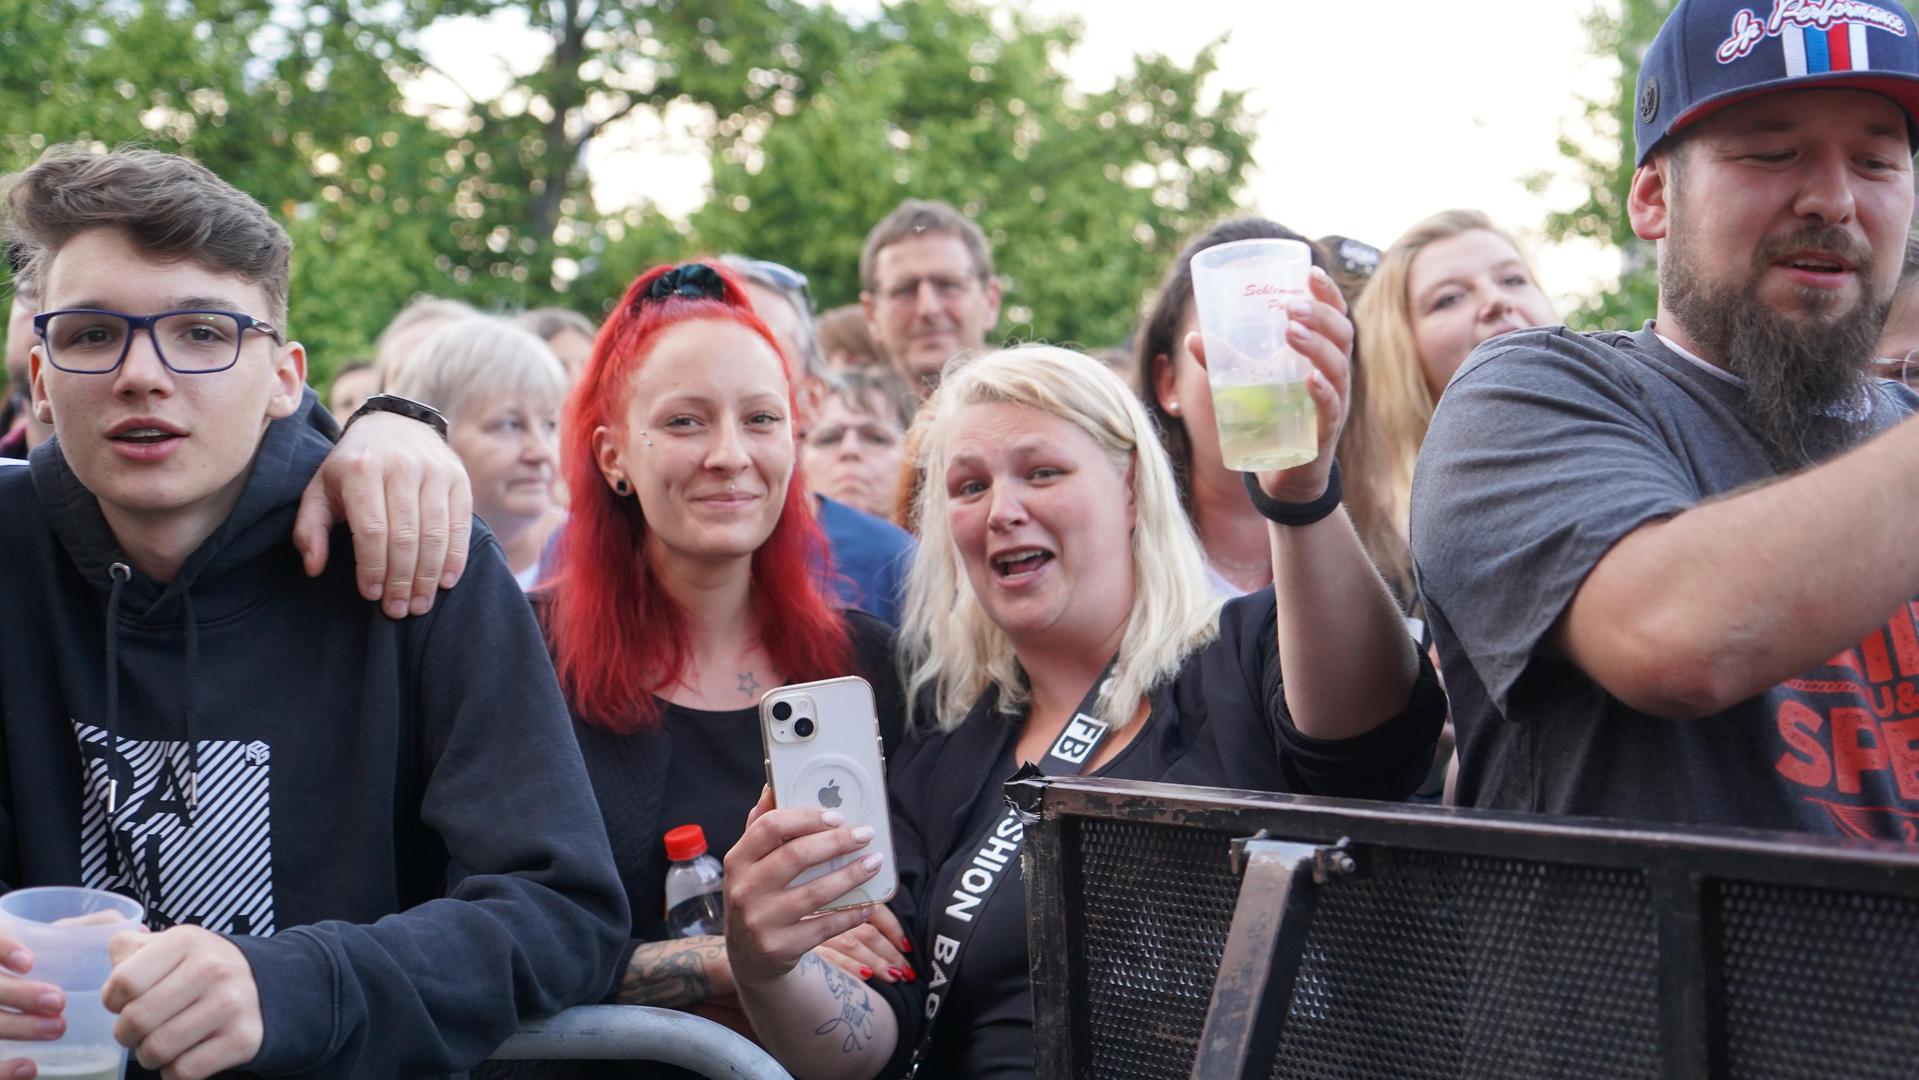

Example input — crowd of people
[1,0,1919,1076]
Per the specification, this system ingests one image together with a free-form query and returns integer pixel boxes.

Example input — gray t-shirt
[1411,324,1919,841]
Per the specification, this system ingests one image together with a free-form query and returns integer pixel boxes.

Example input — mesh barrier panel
[1713,880,1919,1079]
[1071,821,1666,1079]
[1271,850,1661,1080]
[1076,818,1242,1078]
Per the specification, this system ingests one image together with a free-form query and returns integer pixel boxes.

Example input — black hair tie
[1243,459,1342,526]
[644,263,728,304]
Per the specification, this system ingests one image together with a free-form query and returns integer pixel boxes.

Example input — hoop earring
[614,479,632,496]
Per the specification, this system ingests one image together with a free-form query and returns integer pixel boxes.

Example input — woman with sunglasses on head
[720,267,1445,1079]
[524,263,914,1075]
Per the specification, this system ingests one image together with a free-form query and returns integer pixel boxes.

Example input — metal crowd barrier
[490,1005,791,1078]
[1009,775,1919,1080]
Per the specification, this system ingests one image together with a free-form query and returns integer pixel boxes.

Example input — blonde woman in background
[387,315,568,589]
[720,335,1443,1078]
[1344,209,1556,602]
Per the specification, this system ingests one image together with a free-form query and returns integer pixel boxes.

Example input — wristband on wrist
[343,393,449,441]
[1243,459,1342,526]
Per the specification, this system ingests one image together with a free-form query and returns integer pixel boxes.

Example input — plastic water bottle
[663,824,726,938]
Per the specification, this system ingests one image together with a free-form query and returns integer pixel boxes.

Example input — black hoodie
[0,393,629,1076]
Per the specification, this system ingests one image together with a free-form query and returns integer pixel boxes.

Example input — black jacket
[554,607,904,988]
[874,590,1446,1077]
[0,392,629,1076]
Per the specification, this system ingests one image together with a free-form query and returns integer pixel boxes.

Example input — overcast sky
[418,0,1622,306]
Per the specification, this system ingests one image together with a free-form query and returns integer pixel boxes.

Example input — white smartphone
[760,675,899,913]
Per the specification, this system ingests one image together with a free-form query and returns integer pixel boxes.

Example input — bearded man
[1411,0,1919,842]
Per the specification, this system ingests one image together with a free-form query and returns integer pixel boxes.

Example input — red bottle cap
[664,824,708,862]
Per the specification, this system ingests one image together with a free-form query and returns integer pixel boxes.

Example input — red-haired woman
[540,263,908,1045]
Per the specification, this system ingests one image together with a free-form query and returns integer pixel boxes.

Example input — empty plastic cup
[1189,237,1319,472]
[0,887,143,1079]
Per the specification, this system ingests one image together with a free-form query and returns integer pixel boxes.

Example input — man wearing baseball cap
[1411,0,1919,840]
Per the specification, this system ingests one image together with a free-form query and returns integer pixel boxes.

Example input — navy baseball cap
[1635,0,1919,165]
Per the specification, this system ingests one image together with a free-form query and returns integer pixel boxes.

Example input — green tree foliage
[0,0,1253,388]
[0,0,468,374]
[667,3,1255,350]
[1530,0,1673,331]
[1539,0,1918,331]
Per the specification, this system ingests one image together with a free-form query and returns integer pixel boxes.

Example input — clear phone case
[760,675,899,912]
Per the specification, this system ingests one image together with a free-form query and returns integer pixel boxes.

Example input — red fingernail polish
[859,966,874,979]
[887,967,902,979]
[904,965,917,982]
[899,937,913,953]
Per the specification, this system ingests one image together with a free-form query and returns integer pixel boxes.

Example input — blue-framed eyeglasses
[34,308,284,375]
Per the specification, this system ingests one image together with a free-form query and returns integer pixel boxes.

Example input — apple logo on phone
[818,779,844,809]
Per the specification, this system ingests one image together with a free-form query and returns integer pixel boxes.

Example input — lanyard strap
[907,658,1118,1076]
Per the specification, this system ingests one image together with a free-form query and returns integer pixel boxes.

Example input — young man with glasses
[858,199,1002,394]
[0,145,626,1078]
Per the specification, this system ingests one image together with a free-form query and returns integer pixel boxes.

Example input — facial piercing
[728,481,738,493]
[614,479,631,496]
[641,430,654,447]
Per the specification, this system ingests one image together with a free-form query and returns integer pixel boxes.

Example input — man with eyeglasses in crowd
[1413,0,1919,843]
[0,144,627,1078]
[722,253,915,626]
[858,198,1003,397]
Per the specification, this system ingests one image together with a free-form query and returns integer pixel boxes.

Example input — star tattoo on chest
[738,672,761,697]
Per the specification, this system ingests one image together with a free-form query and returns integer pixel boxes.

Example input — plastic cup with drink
[0,887,143,1080]
[1189,238,1320,472]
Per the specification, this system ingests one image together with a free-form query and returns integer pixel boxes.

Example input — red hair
[547,262,854,732]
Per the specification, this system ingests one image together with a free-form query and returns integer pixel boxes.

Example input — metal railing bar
[490,1005,792,1079]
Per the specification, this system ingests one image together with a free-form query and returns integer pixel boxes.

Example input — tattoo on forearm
[799,952,877,1053]
[620,938,724,1007]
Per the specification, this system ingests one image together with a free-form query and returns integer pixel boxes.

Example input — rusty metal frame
[1008,774,1919,1080]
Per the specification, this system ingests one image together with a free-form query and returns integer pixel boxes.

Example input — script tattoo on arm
[799,951,877,1053]
[619,937,725,1007]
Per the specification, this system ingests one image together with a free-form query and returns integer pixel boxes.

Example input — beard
[1662,223,1889,468]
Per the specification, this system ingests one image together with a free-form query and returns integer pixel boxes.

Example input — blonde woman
[1345,210,1555,599]
[719,273,1445,1079]
[386,315,568,588]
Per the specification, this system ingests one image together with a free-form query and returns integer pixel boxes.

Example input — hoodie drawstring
[181,590,199,815]
[102,561,199,821]
[104,563,129,816]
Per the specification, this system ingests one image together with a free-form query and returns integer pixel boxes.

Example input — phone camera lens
[794,716,816,738]
[772,701,793,722]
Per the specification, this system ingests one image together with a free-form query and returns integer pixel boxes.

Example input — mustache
[1753,226,1869,269]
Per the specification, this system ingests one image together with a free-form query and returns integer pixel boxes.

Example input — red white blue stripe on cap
[1784,19,1872,74]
